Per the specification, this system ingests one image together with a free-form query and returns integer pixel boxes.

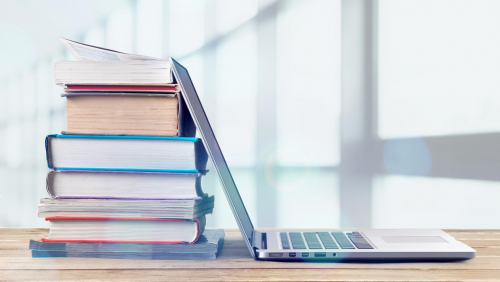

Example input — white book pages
[60,37,165,62]
[48,171,201,199]
[54,61,173,85]
[49,137,197,170]
[47,219,199,242]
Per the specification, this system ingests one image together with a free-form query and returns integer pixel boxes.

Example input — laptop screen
[171,59,255,255]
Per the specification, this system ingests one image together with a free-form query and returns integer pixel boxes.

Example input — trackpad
[382,236,448,243]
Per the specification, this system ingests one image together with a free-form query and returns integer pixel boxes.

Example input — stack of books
[30,39,223,260]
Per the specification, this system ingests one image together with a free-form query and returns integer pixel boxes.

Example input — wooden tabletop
[0,228,499,281]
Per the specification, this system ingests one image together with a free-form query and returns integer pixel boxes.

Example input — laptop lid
[171,58,256,258]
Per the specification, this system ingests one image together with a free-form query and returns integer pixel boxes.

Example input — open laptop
[171,58,476,261]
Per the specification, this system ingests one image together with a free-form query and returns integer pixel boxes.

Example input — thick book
[63,85,179,93]
[63,92,194,137]
[30,229,225,261]
[46,170,205,200]
[45,135,208,172]
[38,196,215,219]
[31,250,219,260]
[42,216,206,244]
[54,60,173,86]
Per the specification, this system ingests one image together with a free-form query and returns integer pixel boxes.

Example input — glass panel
[169,0,205,58]
[7,79,21,120]
[276,169,339,228]
[276,0,341,166]
[51,112,66,135]
[0,81,7,121]
[50,54,66,111]
[21,71,36,118]
[21,120,35,168]
[35,61,52,116]
[0,169,20,226]
[0,127,5,170]
[106,5,134,53]
[137,0,163,58]
[35,116,50,169]
[0,168,8,226]
[5,121,22,169]
[19,169,36,226]
[373,175,500,229]
[216,0,258,34]
[35,169,50,227]
[379,0,500,138]
[215,25,257,168]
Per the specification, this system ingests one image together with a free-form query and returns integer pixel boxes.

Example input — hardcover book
[45,170,206,200]
[38,196,214,219]
[63,92,195,137]
[30,229,225,261]
[42,216,206,244]
[45,135,208,172]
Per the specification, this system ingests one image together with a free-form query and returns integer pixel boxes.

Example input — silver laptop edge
[171,58,476,261]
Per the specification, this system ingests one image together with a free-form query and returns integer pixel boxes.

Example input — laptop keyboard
[303,232,323,249]
[280,232,291,249]
[281,231,373,250]
[289,232,307,249]
[331,232,356,249]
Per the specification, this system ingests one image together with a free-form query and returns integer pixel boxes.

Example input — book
[58,38,179,92]
[60,37,163,62]
[30,229,225,261]
[42,216,206,244]
[31,250,219,260]
[54,60,173,86]
[46,170,205,200]
[38,196,214,219]
[45,135,208,172]
[63,92,195,136]
[63,85,179,93]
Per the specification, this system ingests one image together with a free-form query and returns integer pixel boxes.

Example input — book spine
[45,134,57,169]
[45,171,56,198]
[41,218,201,244]
[32,250,217,260]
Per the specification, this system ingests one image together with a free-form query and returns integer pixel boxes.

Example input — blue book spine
[45,134,205,173]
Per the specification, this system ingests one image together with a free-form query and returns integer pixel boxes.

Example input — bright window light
[379,0,500,138]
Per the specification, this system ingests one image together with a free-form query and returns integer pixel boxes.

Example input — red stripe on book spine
[43,217,202,244]
[41,239,185,244]
[45,216,186,222]
[189,218,202,245]
[66,85,177,91]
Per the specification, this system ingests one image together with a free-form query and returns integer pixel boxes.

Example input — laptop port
[269,253,283,258]
[289,253,296,257]
[302,253,309,257]
[332,253,337,257]
[315,252,326,257]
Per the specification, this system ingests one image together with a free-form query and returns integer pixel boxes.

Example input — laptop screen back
[171,59,255,256]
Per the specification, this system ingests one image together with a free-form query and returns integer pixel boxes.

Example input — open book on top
[55,38,176,90]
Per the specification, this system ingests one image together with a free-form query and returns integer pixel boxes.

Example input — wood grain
[0,228,498,281]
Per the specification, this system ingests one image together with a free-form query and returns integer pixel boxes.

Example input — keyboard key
[289,232,307,249]
[303,232,323,249]
[317,232,339,249]
[331,232,355,249]
[347,232,373,249]
[280,232,290,249]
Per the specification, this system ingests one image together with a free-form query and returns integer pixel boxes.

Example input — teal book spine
[45,134,207,173]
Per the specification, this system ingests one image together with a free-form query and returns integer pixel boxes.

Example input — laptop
[171,58,476,261]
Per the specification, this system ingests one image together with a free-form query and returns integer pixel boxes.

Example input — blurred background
[1,0,500,229]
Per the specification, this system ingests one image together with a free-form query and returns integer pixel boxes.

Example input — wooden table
[0,228,499,281]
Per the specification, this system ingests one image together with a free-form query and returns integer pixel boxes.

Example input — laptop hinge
[252,231,266,249]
